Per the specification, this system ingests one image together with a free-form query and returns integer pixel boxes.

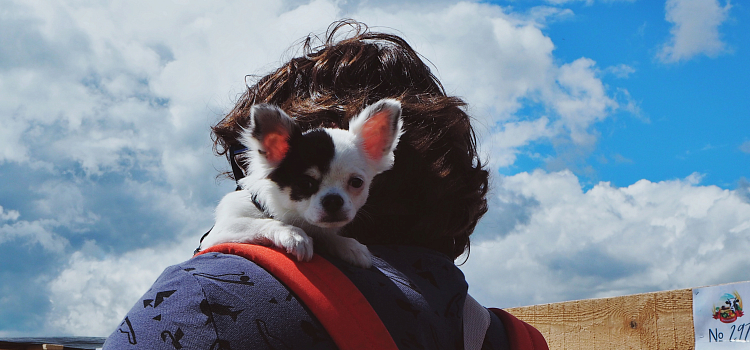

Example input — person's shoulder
[105,251,338,349]
[102,255,226,349]
[133,252,264,295]
[177,251,261,272]
[325,245,469,350]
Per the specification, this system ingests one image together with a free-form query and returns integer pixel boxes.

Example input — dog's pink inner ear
[263,131,290,164]
[361,110,393,161]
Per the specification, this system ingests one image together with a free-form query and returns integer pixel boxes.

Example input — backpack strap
[490,308,549,350]
[195,243,399,350]
[464,297,549,350]
[463,294,492,350]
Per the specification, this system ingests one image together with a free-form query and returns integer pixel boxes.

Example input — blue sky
[494,0,749,189]
[1,0,748,336]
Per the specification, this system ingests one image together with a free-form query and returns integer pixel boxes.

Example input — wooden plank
[619,292,654,350]
[503,285,703,350]
[655,290,678,350]
[639,293,658,350]
[578,298,595,350]
[0,344,51,350]
[508,303,535,324]
[0,342,89,350]
[600,294,629,349]
[673,289,694,349]
[563,300,580,350]
[532,303,552,347]
[547,302,565,350]
[591,296,612,350]
[0,345,62,350]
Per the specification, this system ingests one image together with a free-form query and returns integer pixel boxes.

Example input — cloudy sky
[1,0,748,337]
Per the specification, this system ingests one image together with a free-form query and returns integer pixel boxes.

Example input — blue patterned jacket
[103,245,510,349]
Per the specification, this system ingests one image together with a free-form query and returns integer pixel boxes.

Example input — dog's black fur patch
[269,129,335,201]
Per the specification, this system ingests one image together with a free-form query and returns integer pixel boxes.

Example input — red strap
[490,308,549,350]
[195,243,399,350]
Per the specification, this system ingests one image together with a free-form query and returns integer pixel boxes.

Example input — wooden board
[0,344,64,350]
[505,288,696,350]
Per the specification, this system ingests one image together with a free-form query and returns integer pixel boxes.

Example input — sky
[0,0,748,337]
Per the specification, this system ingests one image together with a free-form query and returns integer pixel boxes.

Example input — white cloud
[46,239,196,336]
[658,0,732,63]
[738,179,750,203]
[614,87,646,122]
[740,141,750,154]
[0,205,69,253]
[524,6,575,26]
[0,181,104,253]
[355,2,555,118]
[462,170,750,307]
[0,0,328,335]
[0,0,644,335]
[33,181,99,230]
[605,63,636,79]
[32,176,224,335]
[543,0,636,5]
[0,0,343,185]
[0,0,626,186]
[487,117,554,167]
[0,206,20,222]
[0,216,69,253]
[549,58,617,144]
[0,114,30,164]
[353,2,621,168]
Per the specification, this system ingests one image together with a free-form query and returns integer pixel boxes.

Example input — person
[103,20,517,349]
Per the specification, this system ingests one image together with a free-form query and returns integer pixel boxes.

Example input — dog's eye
[348,177,364,189]
[299,176,315,190]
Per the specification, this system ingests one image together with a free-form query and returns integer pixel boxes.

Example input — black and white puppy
[199,99,402,268]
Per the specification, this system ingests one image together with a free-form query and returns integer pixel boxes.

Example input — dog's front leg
[201,218,314,262]
[311,233,373,268]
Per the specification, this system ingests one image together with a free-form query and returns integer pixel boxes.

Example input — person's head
[212,20,488,260]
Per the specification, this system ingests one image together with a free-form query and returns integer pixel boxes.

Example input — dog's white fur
[199,99,402,268]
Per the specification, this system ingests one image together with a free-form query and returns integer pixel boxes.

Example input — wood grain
[505,287,698,350]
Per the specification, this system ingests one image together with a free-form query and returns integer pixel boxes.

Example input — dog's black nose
[322,194,344,213]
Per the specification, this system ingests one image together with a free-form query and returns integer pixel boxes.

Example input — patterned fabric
[103,245,510,350]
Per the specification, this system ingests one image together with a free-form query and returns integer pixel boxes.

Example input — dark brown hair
[212,20,489,259]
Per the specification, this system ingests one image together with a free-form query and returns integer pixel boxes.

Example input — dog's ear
[240,104,299,167]
[349,98,403,173]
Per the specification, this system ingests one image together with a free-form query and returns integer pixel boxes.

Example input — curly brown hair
[212,20,489,259]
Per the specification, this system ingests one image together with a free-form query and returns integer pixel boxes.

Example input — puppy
[199,99,402,268]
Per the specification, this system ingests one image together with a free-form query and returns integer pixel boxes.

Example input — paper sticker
[693,282,750,349]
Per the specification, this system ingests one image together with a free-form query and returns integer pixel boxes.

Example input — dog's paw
[334,238,373,268]
[273,225,314,262]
